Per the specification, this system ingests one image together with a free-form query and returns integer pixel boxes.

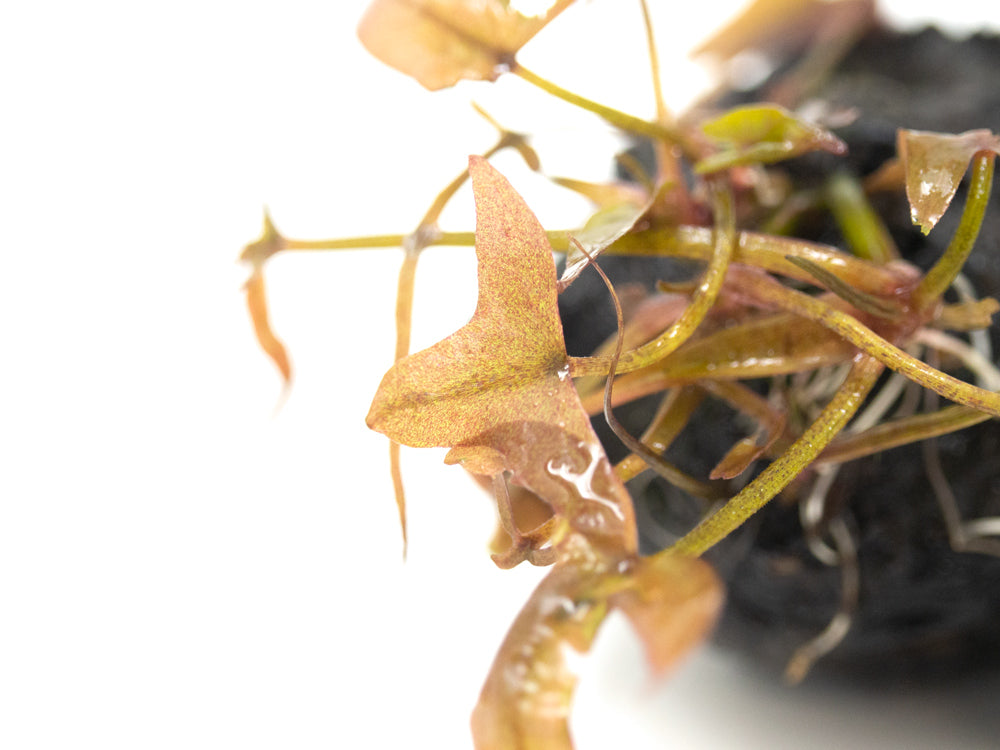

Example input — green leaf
[560,203,646,289]
[366,156,636,552]
[555,178,681,290]
[695,104,846,174]
[897,128,1000,234]
[357,0,575,91]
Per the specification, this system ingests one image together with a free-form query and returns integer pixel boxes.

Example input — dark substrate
[558,25,1000,680]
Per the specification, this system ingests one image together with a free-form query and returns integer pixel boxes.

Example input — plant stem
[783,255,903,319]
[671,354,883,557]
[606,225,910,297]
[914,151,996,308]
[569,181,735,377]
[737,267,1000,417]
[275,230,571,254]
[816,403,992,466]
[510,62,692,152]
[639,0,669,125]
[825,169,898,263]
[615,387,704,483]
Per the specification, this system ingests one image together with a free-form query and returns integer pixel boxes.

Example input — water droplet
[546,441,626,522]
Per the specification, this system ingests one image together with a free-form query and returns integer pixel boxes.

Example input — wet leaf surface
[897,128,1000,234]
[471,536,722,749]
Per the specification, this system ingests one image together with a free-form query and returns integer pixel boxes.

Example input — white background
[2,1,1000,748]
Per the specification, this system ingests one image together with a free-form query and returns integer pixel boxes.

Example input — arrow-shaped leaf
[366,156,636,551]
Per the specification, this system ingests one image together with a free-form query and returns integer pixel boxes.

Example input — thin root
[785,512,859,683]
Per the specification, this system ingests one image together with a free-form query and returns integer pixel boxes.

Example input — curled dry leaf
[692,0,875,61]
[245,271,291,387]
[357,0,575,90]
[241,210,292,386]
[471,537,722,749]
[366,156,636,552]
[897,128,1000,234]
[696,104,846,174]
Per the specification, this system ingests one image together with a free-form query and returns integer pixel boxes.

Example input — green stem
[671,354,883,557]
[606,226,910,297]
[914,151,995,308]
[737,268,1000,417]
[416,134,518,234]
[816,404,992,466]
[287,234,450,251]
[510,62,691,150]
[825,169,898,264]
[638,0,669,124]
[783,255,903,319]
[569,180,736,377]
[279,230,571,253]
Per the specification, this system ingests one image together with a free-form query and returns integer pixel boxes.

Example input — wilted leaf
[241,210,292,387]
[710,437,766,481]
[245,271,291,386]
[696,104,846,174]
[357,0,575,90]
[609,549,724,675]
[700,380,787,481]
[366,156,636,551]
[897,128,1000,234]
[471,537,722,749]
[692,0,875,61]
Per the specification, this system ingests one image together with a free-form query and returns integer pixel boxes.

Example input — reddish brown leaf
[897,128,1000,234]
[357,0,575,91]
[471,537,722,748]
[241,211,292,387]
[366,156,636,552]
[609,551,724,676]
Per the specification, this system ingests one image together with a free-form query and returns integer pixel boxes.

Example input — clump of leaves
[239,0,1000,746]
